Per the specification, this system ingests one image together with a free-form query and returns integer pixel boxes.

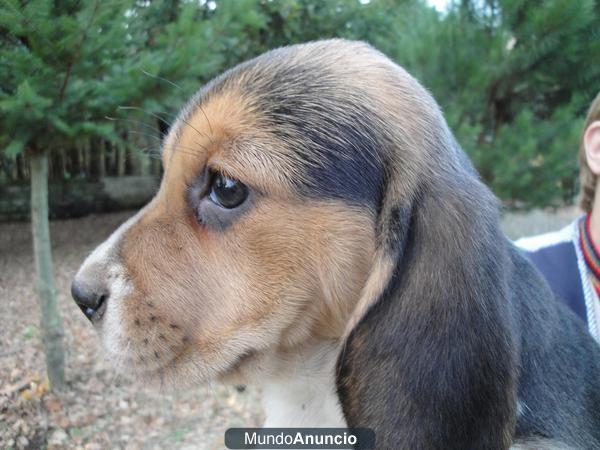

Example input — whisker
[170,146,207,160]
[141,69,183,91]
[107,111,209,162]
[138,144,207,162]
[128,130,206,154]
[117,105,175,130]
[137,146,162,160]
[196,104,214,139]
[117,105,214,147]
[105,115,163,136]
[178,116,214,145]
[127,130,165,143]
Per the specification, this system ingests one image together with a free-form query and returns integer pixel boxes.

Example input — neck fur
[256,340,346,427]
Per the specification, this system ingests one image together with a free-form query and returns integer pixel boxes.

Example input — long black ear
[337,143,518,449]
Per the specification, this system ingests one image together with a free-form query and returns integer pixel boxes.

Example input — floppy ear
[336,138,518,449]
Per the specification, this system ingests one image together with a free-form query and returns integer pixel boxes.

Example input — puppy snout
[71,278,108,322]
[70,211,141,323]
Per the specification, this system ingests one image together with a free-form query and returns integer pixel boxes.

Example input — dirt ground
[0,206,580,450]
[0,211,263,450]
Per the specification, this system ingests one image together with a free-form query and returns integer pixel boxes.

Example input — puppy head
[72,39,451,386]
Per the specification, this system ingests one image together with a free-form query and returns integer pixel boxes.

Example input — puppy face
[74,40,450,386]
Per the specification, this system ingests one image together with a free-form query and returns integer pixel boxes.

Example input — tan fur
[74,40,452,386]
[72,38,600,448]
[118,195,375,379]
[342,253,396,340]
[107,82,378,383]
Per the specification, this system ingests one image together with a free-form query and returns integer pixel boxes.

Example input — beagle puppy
[72,40,600,449]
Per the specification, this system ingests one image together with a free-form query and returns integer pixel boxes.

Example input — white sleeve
[515,225,573,252]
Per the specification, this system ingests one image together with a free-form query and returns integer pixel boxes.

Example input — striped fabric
[579,214,600,296]
[516,217,600,344]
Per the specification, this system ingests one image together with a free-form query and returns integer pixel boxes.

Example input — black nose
[71,281,107,321]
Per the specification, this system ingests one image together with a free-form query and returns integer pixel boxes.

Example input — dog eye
[208,172,248,209]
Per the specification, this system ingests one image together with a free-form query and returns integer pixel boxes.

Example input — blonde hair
[579,92,600,212]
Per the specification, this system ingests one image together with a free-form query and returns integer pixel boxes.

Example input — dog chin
[97,330,256,390]
[100,344,212,389]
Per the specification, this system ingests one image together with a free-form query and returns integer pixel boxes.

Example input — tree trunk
[30,152,66,390]
[117,144,126,176]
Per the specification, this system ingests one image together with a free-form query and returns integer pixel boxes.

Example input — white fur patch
[259,343,346,428]
[75,209,145,366]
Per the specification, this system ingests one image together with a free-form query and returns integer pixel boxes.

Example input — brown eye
[208,172,248,209]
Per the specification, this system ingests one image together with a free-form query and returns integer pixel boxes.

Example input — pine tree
[1,0,142,390]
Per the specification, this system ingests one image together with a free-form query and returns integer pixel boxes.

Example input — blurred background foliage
[2,0,599,208]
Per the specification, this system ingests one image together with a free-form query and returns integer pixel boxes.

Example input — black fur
[196,48,388,209]
[252,68,387,208]
[336,146,600,449]
[338,173,520,449]
[193,40,600,449]
[510,249,600,447]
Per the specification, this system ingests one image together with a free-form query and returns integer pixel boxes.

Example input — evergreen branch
[58,0,100,101]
